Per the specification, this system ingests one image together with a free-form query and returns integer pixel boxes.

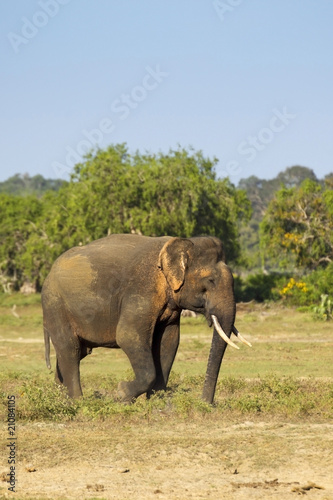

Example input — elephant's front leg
[116,326,157,403]
[149,321,180,395]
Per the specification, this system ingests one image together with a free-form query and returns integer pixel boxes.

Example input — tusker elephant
[42,234,251,404]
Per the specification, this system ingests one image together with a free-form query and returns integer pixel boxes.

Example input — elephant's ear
[158,238,194,292]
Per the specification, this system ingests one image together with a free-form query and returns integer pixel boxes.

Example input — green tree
[0,190,75,291]
[0,145,251,291]
[64,145,251,263]
[238,166,319,269]
[260,179,333,270]
[0,194,43,290]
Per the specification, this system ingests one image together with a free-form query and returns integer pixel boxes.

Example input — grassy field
[0,295,333,499]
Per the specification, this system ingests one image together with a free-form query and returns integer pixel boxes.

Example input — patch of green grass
[1,371,332,423]
[0,314,42,327]
[216,375,333,418]
[0,292,41,307]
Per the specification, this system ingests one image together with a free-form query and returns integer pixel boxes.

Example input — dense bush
[234,272,286,303]
[278,262,333,308]
[234,263,333,315]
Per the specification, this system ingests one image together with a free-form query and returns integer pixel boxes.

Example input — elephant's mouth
[211,315,252,349]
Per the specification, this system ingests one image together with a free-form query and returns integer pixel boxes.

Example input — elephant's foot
[117,377,156,403]
[117,381,137,403]
[147,380,167,398]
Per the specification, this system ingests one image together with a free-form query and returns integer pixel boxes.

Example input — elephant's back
[76,234,171,270]
[46,234,171,296]
[84,233,170,256]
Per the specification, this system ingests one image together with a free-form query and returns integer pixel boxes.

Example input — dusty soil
[1,418,333,500]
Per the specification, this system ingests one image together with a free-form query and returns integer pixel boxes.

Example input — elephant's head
[158,236,251,404]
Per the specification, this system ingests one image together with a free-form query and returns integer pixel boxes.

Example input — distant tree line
[0,173,65,197]
[0,145,332,309]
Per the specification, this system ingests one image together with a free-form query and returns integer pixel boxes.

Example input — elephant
[42,234,251,404]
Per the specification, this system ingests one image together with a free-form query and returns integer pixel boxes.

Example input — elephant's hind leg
[43,295,83,398]
[52,333,83,399]
[55,351,82,398]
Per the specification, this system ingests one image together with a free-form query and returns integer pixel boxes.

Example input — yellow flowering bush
[282,232,301,246]
[280,277,309,295]
[280,278,309,300]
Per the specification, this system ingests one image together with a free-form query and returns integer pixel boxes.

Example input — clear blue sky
[1,0,332,184]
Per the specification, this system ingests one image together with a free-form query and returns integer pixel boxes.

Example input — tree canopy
[0,145,251,291]
[238,166,323,269]
[260,179,333,270]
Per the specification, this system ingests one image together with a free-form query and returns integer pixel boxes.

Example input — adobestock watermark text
[220,106,297,179]
[7,0,72,53]
[213,0,243,22]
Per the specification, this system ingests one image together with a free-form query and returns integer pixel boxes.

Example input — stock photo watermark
[6,395,17,492]
[220,106,297,180]
[7,0,72,53]
[213,0,243,22]
[52,65,169,178]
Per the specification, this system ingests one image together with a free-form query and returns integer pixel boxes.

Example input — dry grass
[1,297,333,499]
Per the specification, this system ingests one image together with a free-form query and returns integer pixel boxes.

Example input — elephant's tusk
[232,326,252,347]
[211,315,239,350]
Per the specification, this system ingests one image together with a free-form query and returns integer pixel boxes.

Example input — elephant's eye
[201,275,215,292]
[205,277,216,288]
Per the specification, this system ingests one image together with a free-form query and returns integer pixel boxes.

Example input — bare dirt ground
[1,418,333,500]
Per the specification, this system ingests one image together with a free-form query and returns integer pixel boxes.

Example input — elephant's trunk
[202,290,236,404]
[201,261,252,404]
[202,327,228,404]
[202,315,252,403]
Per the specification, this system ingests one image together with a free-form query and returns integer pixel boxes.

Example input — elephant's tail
[44,326,51,369]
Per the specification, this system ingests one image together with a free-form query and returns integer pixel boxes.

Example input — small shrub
[18,377,78,421]
[78,393,137,420]
[172,390,211,416]
[236,394,263,413]
[307,262,333,299]
[279,277,311,306]
[259,375,300,397]
[219,376,247,394]
[313,294,333,321]
[279,263,333,308]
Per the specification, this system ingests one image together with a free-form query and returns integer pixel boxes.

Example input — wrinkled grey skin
[42,234,236,404]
